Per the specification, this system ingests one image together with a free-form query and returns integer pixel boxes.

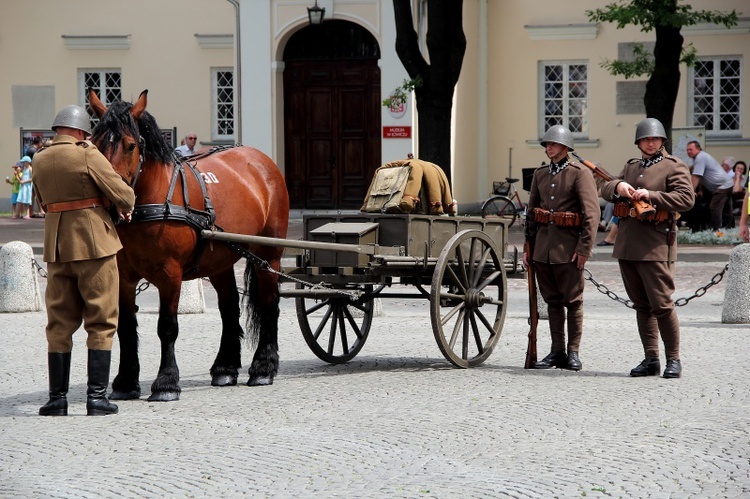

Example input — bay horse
[89,89,289,402]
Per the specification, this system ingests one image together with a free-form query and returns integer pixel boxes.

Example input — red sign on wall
[383,126,412,139]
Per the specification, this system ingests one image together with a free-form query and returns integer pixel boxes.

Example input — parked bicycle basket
[493,181,510,196]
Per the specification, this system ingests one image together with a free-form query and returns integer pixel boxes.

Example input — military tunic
[600,152,695,360]
[32,135,135,352]
[527,159,599,354]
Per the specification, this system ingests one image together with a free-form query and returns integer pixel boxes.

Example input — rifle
[524,240,538,369]
[572,151,656,220]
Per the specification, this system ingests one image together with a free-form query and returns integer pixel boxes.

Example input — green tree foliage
[587,0,738,150]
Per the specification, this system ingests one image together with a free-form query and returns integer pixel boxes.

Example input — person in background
[33,104,135,417]
[524,125,599,371]
[25,136,44,159]
[15,156,33,219]
[600,118,694,379]
[175,133,198,157]
[686,141,733,231]
[6,162,23,218]
[739,166,750,243]
[597,216,619,246]
[731,159,747,215]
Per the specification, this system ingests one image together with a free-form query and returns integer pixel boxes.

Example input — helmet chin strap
[551,149,568,164]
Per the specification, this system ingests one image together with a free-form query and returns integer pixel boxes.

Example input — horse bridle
[127,135,146,189]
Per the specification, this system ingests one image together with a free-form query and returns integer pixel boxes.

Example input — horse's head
[89,89,148,186]
[89,89,174,187]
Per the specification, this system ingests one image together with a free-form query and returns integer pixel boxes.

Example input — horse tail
[242,260,261,349]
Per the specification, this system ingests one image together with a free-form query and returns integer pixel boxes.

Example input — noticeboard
[19,128,55,158]
[19,127,177,156]
[161,127,177,149]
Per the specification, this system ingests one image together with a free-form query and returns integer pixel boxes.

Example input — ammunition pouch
[532,208,583,227]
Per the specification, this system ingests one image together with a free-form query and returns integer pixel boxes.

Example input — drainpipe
[226,0,242,142]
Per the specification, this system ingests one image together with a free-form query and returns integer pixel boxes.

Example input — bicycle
[481,177,527,227]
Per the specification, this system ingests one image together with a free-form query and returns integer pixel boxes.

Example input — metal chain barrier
[584,263,729,309]
[32,258,47,279]
[32,256,726,306]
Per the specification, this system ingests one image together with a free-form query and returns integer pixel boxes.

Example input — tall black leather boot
[39,352,71,416]
[86,350,118,416]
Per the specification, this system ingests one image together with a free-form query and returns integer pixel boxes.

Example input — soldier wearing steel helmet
[33,104,135,416]
[599,118,694,379]
[523,125,600,371]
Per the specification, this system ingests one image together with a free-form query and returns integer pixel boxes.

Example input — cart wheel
[481,195,518,227]
[295,285,374,364]
[430,230,507,368]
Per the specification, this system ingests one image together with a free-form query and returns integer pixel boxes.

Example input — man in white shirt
[686,141,733,231]
[175,133,198,157]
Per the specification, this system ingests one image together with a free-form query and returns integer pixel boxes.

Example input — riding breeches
[45,255,119,352]
[534,261,585,352]
[618,259,680,359]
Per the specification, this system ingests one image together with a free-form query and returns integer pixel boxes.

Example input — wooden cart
[202,213,511,368]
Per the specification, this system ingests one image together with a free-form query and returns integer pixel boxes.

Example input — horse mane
[91,100,174,165]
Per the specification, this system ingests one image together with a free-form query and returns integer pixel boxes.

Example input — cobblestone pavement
[1,256,748,498]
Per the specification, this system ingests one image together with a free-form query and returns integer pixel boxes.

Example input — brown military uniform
[600,153,695,360]
[527,159,600,354]
[32,135,135,353]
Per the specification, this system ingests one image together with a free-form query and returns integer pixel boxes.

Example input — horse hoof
[211,374,238,387]
[247,375,274,386]
[109,390,141,401]
[147,391,180,402]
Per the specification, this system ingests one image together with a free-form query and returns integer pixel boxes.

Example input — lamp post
[307,0,325,25]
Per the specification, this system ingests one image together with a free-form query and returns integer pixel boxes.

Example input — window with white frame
[689,57,741,136]
[212,68,235,141]
[540,62,588,138]
[79,69,122,130]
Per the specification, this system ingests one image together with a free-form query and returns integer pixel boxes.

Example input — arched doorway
[283,20,381,209]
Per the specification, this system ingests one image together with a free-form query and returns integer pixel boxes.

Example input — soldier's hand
[118,209,133,223]
[571,252,588,269]
[632,188,650,201]
[616,181,635,199]
[740,225,749,243]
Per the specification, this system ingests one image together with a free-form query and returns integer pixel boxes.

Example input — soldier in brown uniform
[33,105,135,416]
[523,125,600,371]
[599,118,695,378]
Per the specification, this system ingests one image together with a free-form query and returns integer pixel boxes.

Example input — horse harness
[129,146,234,277]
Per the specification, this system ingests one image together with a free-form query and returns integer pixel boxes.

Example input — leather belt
[613,202,670,223]
[45,196,105,213]
[532,208,583,227]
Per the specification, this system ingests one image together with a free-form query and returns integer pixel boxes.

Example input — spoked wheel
[481,195,518,227]
[295,284,374,364]
[430,230,507,368]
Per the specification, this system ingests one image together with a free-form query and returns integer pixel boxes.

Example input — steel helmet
[634,118,667,144]
[540,125,574,151]
[51,105,92,135]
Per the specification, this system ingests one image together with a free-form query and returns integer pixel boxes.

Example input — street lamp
[307,0,325,25]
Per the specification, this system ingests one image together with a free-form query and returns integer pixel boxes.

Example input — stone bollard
[722,244,750,324]
[0,241,42,313]
[178,279,205,314]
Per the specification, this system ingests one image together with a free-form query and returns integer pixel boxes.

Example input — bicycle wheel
[481,195,518,227]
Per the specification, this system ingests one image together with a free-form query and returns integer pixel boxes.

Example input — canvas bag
[361,164,413,213]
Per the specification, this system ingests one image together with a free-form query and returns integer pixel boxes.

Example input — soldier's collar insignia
[641,151,664,169]
[548,158,569,176]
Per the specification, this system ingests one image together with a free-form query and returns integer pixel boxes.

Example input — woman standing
[16,155,33,219]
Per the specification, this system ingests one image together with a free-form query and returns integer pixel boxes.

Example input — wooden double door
[284,60,381,209]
